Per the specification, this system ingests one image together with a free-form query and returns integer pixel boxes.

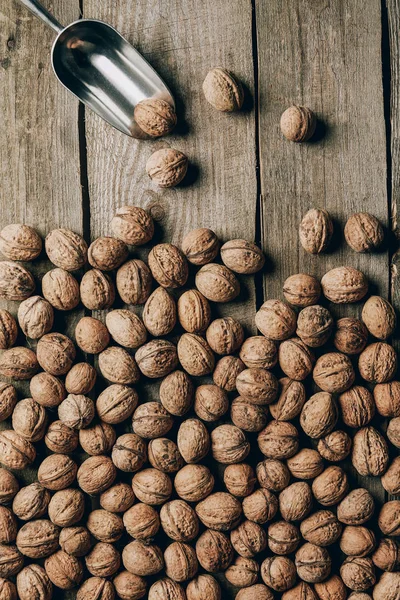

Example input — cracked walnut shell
[146,148,188,188]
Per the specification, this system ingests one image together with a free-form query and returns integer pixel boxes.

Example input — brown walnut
[174,464,214,502]
[202,67,244,112]
[38,454,77,490]
[16,564,52,600]
[75,316,109,354]
[177,418,209,464]
[300,392,337,439]
[111,433,146,472]
[0,430,36,469]
[80,269,115,310]
[0,544,23,578]
[211,424,250,464]
[221,239,265,274]
[337,488,375,526]
[372,572,400,600]
[239,335,278,369]
[213,355,245,391]
[231,520,267,558]
[79,422,116,456]
[224,463,256,497]
[358,342,397,383]
[321,266,368,303]
[382,456,400,495]
[12,397,47,441]
[0,224,42,261]
[340,526,376,557]
[148,579,183,600]
[132,468,172,505]
[195,263,240,303]
[12,482,50,521]
[186,574,221,600]
[148,243,189,288]
[96,384,138,424]
[36,332,76,376]
[0,347,38,380]
[312,466,348,506]
[134,98,176,137]
[160,370,194,416]
[76,577,116,600]
[85,543,120,577]
[122,540,163,577]
[362,295,396,339]
[87,509,124,543]
[111,205,154,246]
[58,394,95,430]
[17,296,53,339]
[135,339,178,378]
[177,289,211,333]
[314,576,347,600]
[100,482,135,513]
[352,426,389,477]
[164,542,198,582]
[16,519,59,559]
[255,299,296,341]
[372,538,400,572]
[59,526,91,557]
[0,261,35,300]
[132,401,173,438]
[196,492,242,531]
[123,503,160,541]
[283,273,321,306]
[116,259,152,305]
[242,489,278,524]
[281,106,316,142]
[45,551,83,590]
[374,381,400,417]
[387,416,400,448]
[45,420,78,454]
[345,212,384,253]
[236,367,278,405]
[296,305,333,347]
[148,437,184,473]
[0,467,19,505]
[267,521,301,555]
[378,501,400,536]
[295,543,331,583]
[65,362,97,395]
[194,383,228,421]
[279,337,315,380]
[300,510,342,547]
[338,385,375,428]
[261,556,296,592]
[41,268,80,311]
[334,317,368,354]
[178,333,215,376]
[206,317,244,355]
[0,506,17,543]
[181,228,219,265]
[317,430,352,462]
[269,377,306,421]
[48,488,85,527]
[299,208,332,253]
[98,346,140,384]
[142,287,176,337]
[146,148,188,187]
[77,456,116,495]
[225,557,258,588]
[230,396,268,432]
[45,228,87,271]
[313,352,355,393]
[340,557,375,592]
[0,382,17,422]
[286,448,324,479]
[258,420,299,459]
[256,458,290,492]
[88,236,128,271]
[279,482,312,522]
[195,530,233,573]
[30,372,66,408]
[160,500,199,542]
[0,310,17,349]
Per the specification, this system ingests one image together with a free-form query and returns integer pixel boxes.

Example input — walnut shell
[295,543,331,583]
[0,310,17,349]
[116,259,152,304]
[258,420,299,459]
[0,382,17,421]
[96,384,138,424]
[242,489,278,524]
[282,582,317,600]
[17,296,53,339]
[0,261,35,300]
[340,557,375,591]
[48,488,85,527]
[299,208,333,254]
[30,372,66,407]
[135,339,178,378]
[340,526,376,557]
[148,437,184,473]
[231,520,267,558]
[132,468,172,505]
[317,430,352,462]
[37,333,76,376]
[123,503,160,541]
[387,416,400,448]
[322,266,368,303]
[202,68,244,112]
[312,466,348,506]
[225,557,259,588]
[223,463,256,497]
[221,239,265,274]
[177,418,210,463]
[194,384,228,421]
[300,511,342,547]
[359,342,397,383]
[0,430,36,469]
[196,492,242,531]
[65,362,97,395]
[77,456,116,495]
[239,336,278,369]
[296,305,333,347]
[256,458,290,492]
[41,268,80,311]
[98,347,140,384]
[79,422,116,456]
[16,565,52,600]
[337,489,375,526]
[77,576,116,600]
[313,352,355,393]
[345,213,384,253]
[181,228,219,265]
[352,426,389,476]
[88,236,128,271]
[362,296,396,340]
[100,483,135,514]
[0,467,19,505]
[12,482,50,520]
[106,309,147,348]
[85,543,120,577]
[372,572,400,600]
[279,482,312,521]
[382,456,400,495]
[372,538,400,572]
[206,317,244,355]
[279,337,315,380]
[196,530,233,572]
[0,578,17,600]
[114,571,146,600]
[379,501,400,536]
[281,106,316,142]
[111,205,154,246]
[0,347,38,380]
[45,420,79,454]
[174,464,214,502]
[132,401,173,438]
[0,506,17,543]
[286,448,324,480]
[300,392,337,439]
[186,574,221,600]
[12,397,47,441]
[211,424,250,464]
[159,370,194,416]
[338,385,375,428]
[111,433,146,472]
[148,578,184,600]
[374,381,400,417]
[45,550,83,589]
[283,273,321,307]
[261,556,296,591]
[269,377,306,421]
[58,393,94,430]
[38,454,77,490]
[0,544,23,578]
[236,585,273,600]
[230,396,268,432]
[314,576,347,600]
[146,148,188,187]
[59,526,91,557]
[213,355,245,391]
[142,287,176,337]
[148,244,188,289]
[255,299,296,341]
[195,263,240,303]
[267,521,301,555]
[80,269,115,310]
[178,333,215,376]
[160,500,199,542]
[87,509,124,543]
[45,228,87,271]
[16,519,59,558]
[122,540,163,576]
[334,317,368,355]
[164,542,198,582]
[236,367,278,405]
[75,317,110,354]
[0,224,42,261]
[177,289,211,334]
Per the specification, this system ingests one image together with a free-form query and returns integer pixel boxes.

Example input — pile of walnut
[0,208,399,600]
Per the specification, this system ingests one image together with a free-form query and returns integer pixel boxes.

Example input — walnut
[297,305,333,347]
[0,382,17,422]
[88,236,128,271]
[202,68,244,112]
[132,401,173,438]
[116,259,152,304]
[77,576,116,600]
[98,346,140,384]
[148,244,188,288]
[372,538,400,571]
[45,228,87,271]
[37,332,76,376]
[100,482,135,513]
[373,572,400,600]
[65,362,96,395]
[142,287,176,337]
[345,212,384,253]
[256,458,290,492]
[352,426,389,477]
[85,543,120,577]
[269,377,306,421]
[148,578,184,600]
[261,556,296,591]
[0,261,35,300]
[59,526,91,557]
[334,317,368,354]
[322,266,368,303]
[214,356,245,391]
[148,437,183,473]
[225,557,258,588]
[41,268,80,311]
[122,540,163,576]
[283,273,321,307]
[231,397,268,432]
[279,337,315,380]
[255,299,296,341]
[194,383,228,421]
[96,384,137,424]
[195,263,240,303]
[123,503,160,541]
[0,311,17,349]
[231,520,267,557]
[221,240,265,274]
[236,368,278,405]
[196,492,242,531]
[299,208,333,254]
[0,506,17,543]
[0,224,42,261]
[362,296,395,340]
[114,571,146,600]
[136,339,178,378]
[80,269,115,310]
[45,420,78,453]
[79,422,116,456]
[17,297,52,340]
[359,342,397,383]
[300,510,342,547]
[337,489,375,525]
[0,544,23,578]
[174,464,214,502]
[312,466,348,506]
[258,420,299,459]
[242,489,278,524]
[282,582,317,600]
[378,501,400,536]
[177,289,211,334]
[206,317,244,355]
[0,430,36,469]
[12,397,47,441]
[387,416,400,448]
[267,521,301,555]
[314,575,347,600]
[239,336,278,369]
[211,424,250,464]
[317,430,351,462]
[177,334,215,376]
[58,394,94,430]
[0,467,19,505]
[295,543,331,583]
[181,228,219,265]
[224,463,256,497]
[382,456,400,494]
[195,530,233,572]
[75,317,109,354]
[340,557,375,591]
[132,468,172,505]
[105,307,148,348]
[48,488,84,527]
[374,381,400,417]
[87,509,124,543]
[0,578,17,600]
[313,352,355,393]
[160,499,199,542]
[237,585,273,600]
[279,482,312,522]
[45,550,83,589]
[164,542,198,582]
[16,564,52,600]
[111,433,146,472]
[300,392,337,439]
[146,148,188,187]
[16,520,59,558]
[176,418,209,463]
[338,385,375,428]
[0,347,38,380]
[281,106,316,142]
[286,448,324,479]
[77,455,116,495]
[111,205,154,246]
[12,483,50,520]
[38,454,77,490]
[186,574,221,600]
[30,372,66,407]
[158,370,193,417]
[340,526,376,557]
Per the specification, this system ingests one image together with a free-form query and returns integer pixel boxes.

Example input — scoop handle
[18,0,63,33]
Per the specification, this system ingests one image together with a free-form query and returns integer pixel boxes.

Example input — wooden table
[0,0,399,597]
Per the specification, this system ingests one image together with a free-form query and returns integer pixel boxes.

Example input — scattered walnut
[16,564,52,600]
[45,228,87,271]
[45,550,83,589]
[314,575,347,600]
[340,526,376,557]
[76,576,115,600]
[242,489,278,524]
[322,266,368,303]
[160,370,194,416]
[134,98,177,137]
[75,316,110,354]
[42,268,80,311]
[98,346,140,384]
[300,392,337,439]
[177,418,209,464]
[186,574,221,600]
[281,106,316,142]
[0,578,17,600]
[340,557,375,592]
[206,317,244,355]
[300,510,342,547]
[0,224,42,261]
[255,299,296,341]
[17,296,53,339]
[106,307,148,348]
[111,433,146,473]
[58,394,95,430]
[79,422,116,456]
[286,448,324,480]
[80,269,115,310]
[334,317,368,355]
[36,332,76,376]
[16,519,59,558]
[111,205,154,246]
[261,556,297,591]
[114,571,147,600]
[267,521,301,555]
[0,347,38,380]
[87,509,124,543]
[279,337,315,381]
[148,578,184,600]
[77,456,116,495]
[283,273,321,307]
[142,287,176,337]
[359,342,397,383]
[269,377,306,421]
[85,543,120,578]
[381,456,400,495]
[313,352,355,393]
[30,372,66,408]
[236,584,273,600]
[281,582,316,600]
[258,420,299,459]
[116,259,152,305]
[345,213,384,253]
[177,289,211,333]
[178,333,215,376]
[48,488,85,527]
[0,506,17,543]
[174,464,214,502]
[299,208,333,254]
[132,468,172,505]
[0,544,24,578]
[12,397,47,442]
[231,520,267,558]
[164,542,198,582]
[96,384,138,424]
[256,458,290,492]
[221,240,265,274]
[337,489,375,526]
[0,430,36,469]
[211,424,250,464]
[223,463,256,497]
[12,482,50,521]
[195,263,240,303]
[317,430,352,462]
[100,482,135,514]
[225,556,259,588]
[374,381,400,417]
[352,426,389,477]
[279,482,312,521]
[0,467,19,505]
[136,339,178,378]
[45,420,79,454]
[239,336,278,369]
[146,148,188,188]
[373,572,400,600]
[196,492,242,531]
[387,416,400,448]
[379,501,400,536]
[38,454,77,490]
[59,526,91,557]
[148,437,183,473]
[297,305,333,347]
[372,538,400,572]
[295,543,331,583]
[202,68,244,112]
[65,362,97,395]
[194,383,228,421]
[0,261,35,300]
[0,382,17,421]
[88,236,128,271]
[195,530,233,573]
[132,402,173,438]
[0,310,17,349]
[160,500,199,542]
[122,540,164,577]
[312,466,348,506]
[338,386,375,428]
[231,397,268,432]
[362,295,396,340]
[181,228,220,265]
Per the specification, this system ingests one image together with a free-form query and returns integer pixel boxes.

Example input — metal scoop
[19,0,175,138]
